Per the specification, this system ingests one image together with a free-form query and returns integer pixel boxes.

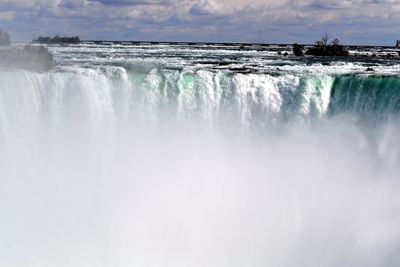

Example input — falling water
[1,44,400,267]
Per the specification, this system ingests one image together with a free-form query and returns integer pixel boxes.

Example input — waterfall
[1,63,400,267]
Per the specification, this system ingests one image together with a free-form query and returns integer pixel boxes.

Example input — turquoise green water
[329,75,400,120]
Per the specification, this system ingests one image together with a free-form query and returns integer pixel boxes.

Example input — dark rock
[218,61,231,66]
[305,45,349,57]
[292,43,304,56]
[366,67,375,72]
[229,67,256,73]
[305,36,349,57]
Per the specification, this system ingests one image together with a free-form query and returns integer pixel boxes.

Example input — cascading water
[1,44,400,267]
[329,75,400,120]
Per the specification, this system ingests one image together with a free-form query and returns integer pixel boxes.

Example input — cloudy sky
[0,0,399,45]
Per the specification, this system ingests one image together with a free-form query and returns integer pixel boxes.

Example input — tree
[32,35,81,44]
[330,38,339,46]
[315,34,329,52]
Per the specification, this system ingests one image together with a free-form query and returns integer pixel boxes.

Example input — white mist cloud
[1,67,400,267]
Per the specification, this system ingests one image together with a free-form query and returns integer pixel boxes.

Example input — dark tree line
[33,35,80,44]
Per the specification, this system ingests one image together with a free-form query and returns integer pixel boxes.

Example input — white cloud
[0,11,15,21]
[1,0,400,44]
[0,0,36,8]
[190,0,233,16]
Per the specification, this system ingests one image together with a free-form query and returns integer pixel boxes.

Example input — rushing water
[1,44,400,267]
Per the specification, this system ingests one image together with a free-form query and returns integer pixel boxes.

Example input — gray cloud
[88,0,165,6]
[1,0,400,45]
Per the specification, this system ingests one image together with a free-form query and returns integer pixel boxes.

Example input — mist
[0,45,54,71]
[1,66,400,267]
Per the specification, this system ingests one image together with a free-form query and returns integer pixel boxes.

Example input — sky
[0,0,399,45]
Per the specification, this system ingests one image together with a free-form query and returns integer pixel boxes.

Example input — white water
[1,46,400,267]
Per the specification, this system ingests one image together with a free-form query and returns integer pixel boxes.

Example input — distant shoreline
[77,40,400,50]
